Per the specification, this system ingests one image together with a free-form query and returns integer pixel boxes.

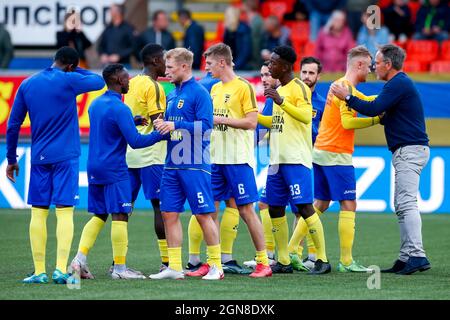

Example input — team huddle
[7,41,427,284]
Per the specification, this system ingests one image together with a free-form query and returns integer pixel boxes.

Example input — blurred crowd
[0,0,449,72]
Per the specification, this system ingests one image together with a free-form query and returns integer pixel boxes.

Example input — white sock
[221,253,233,264]
[267,251,275,260]
[76,252,87,265]
[308,253,316,261]
[189,254,201,266]
[114,264,126,273]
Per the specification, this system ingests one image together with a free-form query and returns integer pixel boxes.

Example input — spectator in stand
[223,6,252,70]
[304,0,347,41]
[260,15,292,62]
[346,0,378,38]
[283,0,309,21]
[383,0,414,42]
[57,9,92,68]
[177,8,205,70]
[136,10,176,59]
[98,3,135,67]
[413,0,449,43]
[0,23,13,69]
[243,0,265,69]
[357,11,390,57]
[315,10,355,72]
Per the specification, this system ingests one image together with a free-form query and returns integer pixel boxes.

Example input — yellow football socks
[78,215,105,256]
[339,210,356,266]
[55,207,74,273]
[306,206,322,256]
[30,207,49,275]
[111,221,128,266]
[158,239,169,264]
[305,213,328,262]
[260,208,275,253]
[220,207,240,255]
[288,217,307,254]
[255,250,269,267]
[207,244,222,271]
[168,247,183,272]
[188,215,203,255]
[271,216,290,265]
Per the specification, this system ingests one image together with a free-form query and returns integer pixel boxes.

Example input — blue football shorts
[211,164,259,206]
[313,163,356,201]
[159,168,215,215]
[265,164,313,206]
[88,179,133,215]
[28,158,79,206]
[128,165,163,201]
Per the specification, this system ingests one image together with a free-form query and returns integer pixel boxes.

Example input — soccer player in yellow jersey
[69,44,168,278]
[289,45,381,272]
[257,46,330,274]
[186,43,272,278]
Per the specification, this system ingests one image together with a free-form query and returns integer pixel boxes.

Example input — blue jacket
[347,72,429,152]
[165,77,213,171]
[87,90,163,184]
[198,72,220,93]
[6,67,104,165]
[311,90,326,144]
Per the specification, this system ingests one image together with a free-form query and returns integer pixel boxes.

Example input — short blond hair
[347,45,371,64]
[203,43,233,66]
[165,48,194,67]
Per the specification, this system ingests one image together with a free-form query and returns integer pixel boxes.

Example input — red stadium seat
[392,40,408,50]
[289,21,310,45]
[261,1,288,21]
[403,60,426,72]
[293,41,316,72]
[430,60,450,73]
[440,40,450,60]
[406,40,439,70]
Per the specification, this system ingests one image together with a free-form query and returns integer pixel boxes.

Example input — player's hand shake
[133,115,149,126]
[154,114,175,134]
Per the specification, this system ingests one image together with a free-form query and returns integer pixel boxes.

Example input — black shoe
[270,262,293,273]
[396,257,431,275]
[222,260,252,274]
[381,259,406,273]
[308,259,331,275]
[185,262,203,272]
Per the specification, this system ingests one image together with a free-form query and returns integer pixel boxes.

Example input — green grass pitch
[1,209,450,300]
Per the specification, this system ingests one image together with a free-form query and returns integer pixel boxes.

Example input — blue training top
[347,72,429,152]
[311,90,326,144]
[165,76,213,172]
[6,67,105,165]
[87,90,163,184]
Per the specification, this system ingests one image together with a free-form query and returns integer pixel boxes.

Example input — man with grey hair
[331,44,430,275]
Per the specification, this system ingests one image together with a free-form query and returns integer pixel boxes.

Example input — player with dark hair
[288,56,327,270]
[69,44,170,279]
[6,46,104,284]
[257,45,331,274]
[70,64,163,281]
